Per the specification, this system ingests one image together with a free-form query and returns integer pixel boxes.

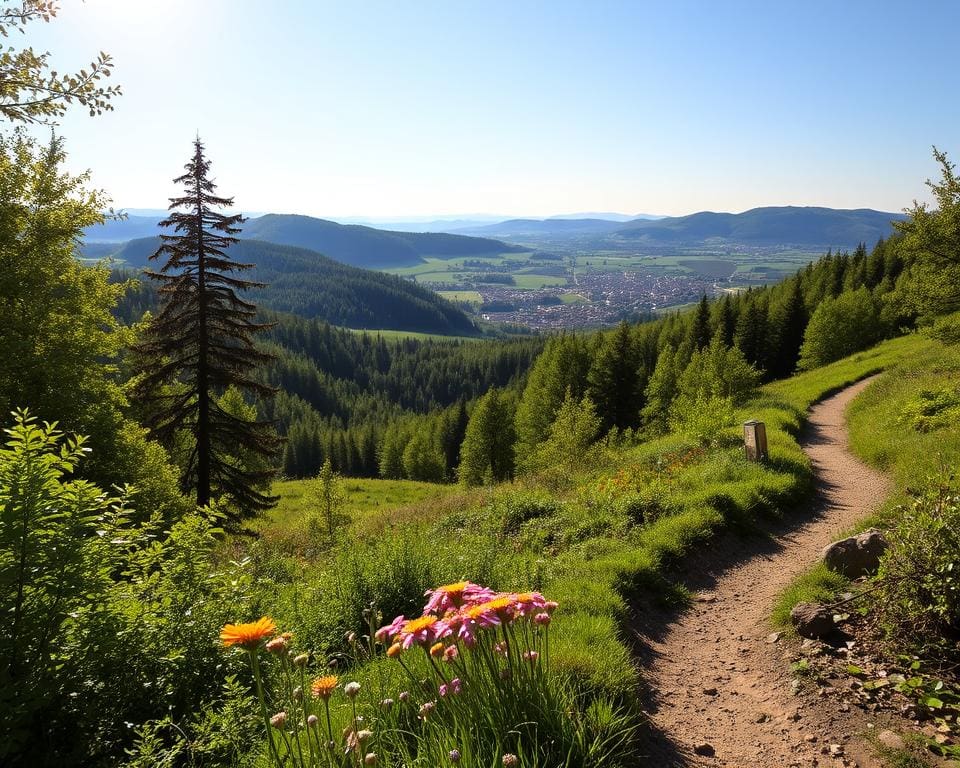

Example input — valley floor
[634,378,891,767]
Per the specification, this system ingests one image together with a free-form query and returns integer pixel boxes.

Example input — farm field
[384,247,822,330]
[345,327,483,342]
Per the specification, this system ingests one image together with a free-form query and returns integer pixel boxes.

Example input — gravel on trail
[635,377,891,767]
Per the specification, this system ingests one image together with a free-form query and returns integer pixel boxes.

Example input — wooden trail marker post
[743,420,768,462]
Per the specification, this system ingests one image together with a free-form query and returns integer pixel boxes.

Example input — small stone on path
[694,742,716,757]
[876,729,905,750]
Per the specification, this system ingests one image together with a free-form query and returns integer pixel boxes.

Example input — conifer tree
[734,296,769,373]
[690,294,712,350]
[514,334,590,470]
[458,388,515,486]
[587,321,642,432]
[640,344,679,435]
[714,294,737,347]
[768,277,807,378]
[133,139,280,521]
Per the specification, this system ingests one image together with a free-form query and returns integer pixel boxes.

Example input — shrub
[494,488,561,536]
[897,387,960,433]
[0,411,251,766]
[925,311,960,345]
[874,482,960,657]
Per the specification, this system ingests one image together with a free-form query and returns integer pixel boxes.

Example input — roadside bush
[897,387,960,433]
[0,411,250,767]
[494,488,562,536]
[925,311,960,345]
[874,482,960,657]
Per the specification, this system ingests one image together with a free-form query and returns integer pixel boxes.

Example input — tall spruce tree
[690,294,712,350]
[768,277,807,378]
[587,321,642,432]
[133,138,280,521]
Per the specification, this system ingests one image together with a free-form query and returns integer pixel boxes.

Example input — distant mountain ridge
[84,213,523,268]
[108,237,478,335]
[85,206,907,260]
[613,206,906,247]
[448,206,905,249]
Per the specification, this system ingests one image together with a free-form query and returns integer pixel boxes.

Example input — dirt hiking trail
[634,377,890,767]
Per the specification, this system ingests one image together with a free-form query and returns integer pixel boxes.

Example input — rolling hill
[84,214,523,269]
[613,206,905,248]
[452,217,626,237]
[110,237,479,335]
[447,206,904,250]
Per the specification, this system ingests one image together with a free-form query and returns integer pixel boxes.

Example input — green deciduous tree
[641,343,679,435]
[402,428,446,483]
[526,390,601,473]
[0,131,121,420]
[0,130,188,522]
[894,147,960,318]
[798,286,882,370]
[0,1,120,124]
[669,333,760,443]
[133,139,280,524]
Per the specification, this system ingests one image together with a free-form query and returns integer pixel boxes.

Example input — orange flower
[401,615,438,635]
[220,617,277,649]
[466,596,513,620]
[387,643,402,658]
[311,675,339,700]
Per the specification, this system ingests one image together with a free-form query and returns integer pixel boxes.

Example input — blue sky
[29,0,960,218]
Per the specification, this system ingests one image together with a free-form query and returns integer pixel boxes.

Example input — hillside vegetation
[113,238,479,335]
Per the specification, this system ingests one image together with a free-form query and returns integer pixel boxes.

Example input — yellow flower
[437,580,469,595]
[401,615,439,635]
[466,596,513,620]
[220,617,277,649]
[311,675,339,700]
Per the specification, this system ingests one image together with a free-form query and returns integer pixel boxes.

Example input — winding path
[634,377,890,767]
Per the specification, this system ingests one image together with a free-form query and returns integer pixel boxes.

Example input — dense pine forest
[112,236,909,483]
[3,3,960,768]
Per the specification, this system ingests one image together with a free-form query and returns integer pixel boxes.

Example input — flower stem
[249,649,283,768]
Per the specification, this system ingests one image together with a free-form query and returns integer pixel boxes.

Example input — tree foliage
[798,287,882,370]
[526,390,601,474]
[894,147,960,317]
[133,139,280,523]
[0,1,120,124]
[458,388,515,486]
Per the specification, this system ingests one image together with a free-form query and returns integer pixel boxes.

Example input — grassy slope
[259,335,929,715]
[772,331,958,626]
[543,334,926,698]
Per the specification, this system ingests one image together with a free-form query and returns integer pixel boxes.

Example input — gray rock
[822,528,888,577]
[791,602,835,639]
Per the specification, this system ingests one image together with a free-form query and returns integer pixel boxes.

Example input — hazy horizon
[29,0,960,218]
